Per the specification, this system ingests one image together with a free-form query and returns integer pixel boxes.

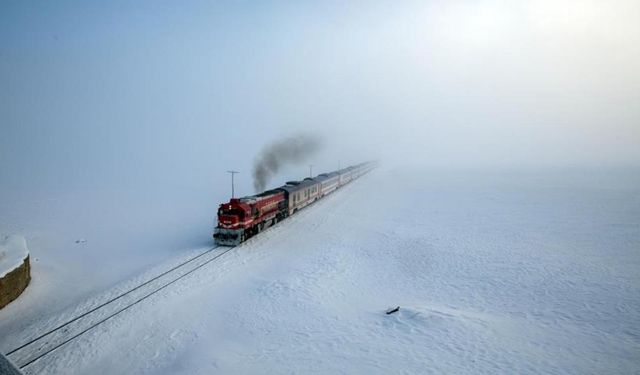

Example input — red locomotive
[214,190,288,244]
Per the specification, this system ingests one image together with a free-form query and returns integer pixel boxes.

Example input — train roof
[237,188,284,204]
[254,189,283,198]
[278,177,319,193]
[317,171,340,179]
[277,184,302,193]
[267,162,375,195]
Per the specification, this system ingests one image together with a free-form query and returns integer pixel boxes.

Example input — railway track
[5,244,236,370]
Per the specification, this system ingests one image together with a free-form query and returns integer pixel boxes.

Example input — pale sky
[1,0,639,192]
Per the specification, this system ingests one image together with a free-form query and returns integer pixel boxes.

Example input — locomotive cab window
[219,208,244,219]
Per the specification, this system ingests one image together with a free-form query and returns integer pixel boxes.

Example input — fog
[1,0,639,196]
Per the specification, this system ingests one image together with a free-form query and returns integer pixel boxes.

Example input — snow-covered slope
[1,167,639,374]
[0,235,29,278]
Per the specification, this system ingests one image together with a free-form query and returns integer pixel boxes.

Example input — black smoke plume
[252,133,323,192]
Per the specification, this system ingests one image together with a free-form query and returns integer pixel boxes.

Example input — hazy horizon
[2,0,639,193]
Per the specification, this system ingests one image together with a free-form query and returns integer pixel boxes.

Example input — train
[213,161,377,246]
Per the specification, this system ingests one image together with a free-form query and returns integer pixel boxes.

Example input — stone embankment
[0,235,31,309]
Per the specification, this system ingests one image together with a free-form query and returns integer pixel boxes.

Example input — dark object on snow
[386,306,400,315]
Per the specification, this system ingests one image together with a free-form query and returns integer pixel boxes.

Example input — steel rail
[15,245,236,369]
[6,245,220,356]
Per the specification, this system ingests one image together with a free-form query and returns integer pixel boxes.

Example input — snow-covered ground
[1,167,639,374]
[0,184,220,337]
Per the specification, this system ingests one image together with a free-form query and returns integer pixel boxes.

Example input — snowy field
[1,167,639,374]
